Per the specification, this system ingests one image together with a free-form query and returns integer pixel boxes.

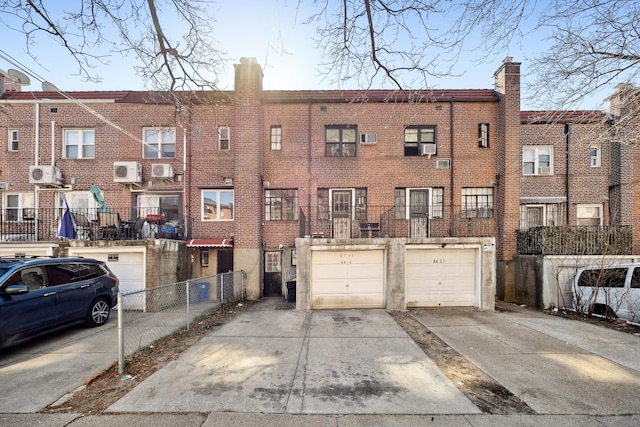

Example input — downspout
[183,126,189,236]
[449,100,455,232]
[34,103,40,238]
[307,102,312,235]
[51,120,55,166]
[565,123,571,225]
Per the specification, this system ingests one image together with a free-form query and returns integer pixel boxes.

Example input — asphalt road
[0,314,119,413]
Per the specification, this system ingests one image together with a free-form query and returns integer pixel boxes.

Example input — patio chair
[98,212,122,240]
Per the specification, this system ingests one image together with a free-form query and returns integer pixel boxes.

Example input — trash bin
[286,281,296,303]
[193,282,209,302]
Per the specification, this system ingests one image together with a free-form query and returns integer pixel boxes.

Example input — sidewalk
[3,299,640,426]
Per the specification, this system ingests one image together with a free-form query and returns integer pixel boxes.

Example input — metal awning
[520,197,567,204]
[186,238,234,248]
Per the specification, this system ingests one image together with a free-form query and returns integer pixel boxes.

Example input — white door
[406,248,477,307]
[311,250,384,309]
[68,248,146,310]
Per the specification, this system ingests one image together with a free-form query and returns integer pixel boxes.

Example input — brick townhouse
[0,57,636,310]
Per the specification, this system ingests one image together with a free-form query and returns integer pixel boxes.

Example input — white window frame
[270,126,282,150]
[519,204,559,230]
[8,129,18,151]
[4,192,35,221]
[395,187,444,219]
[461,187,494,218]
[143,127,176,159]
[201,189,234,221]
[590,144,601,167]
[576,204,603,227]
[219,126,230,151]
[63,128,95,159]
[523,146,553,175]
[57,191,100,221]
[265,251,281,273]
[478,123,489,148]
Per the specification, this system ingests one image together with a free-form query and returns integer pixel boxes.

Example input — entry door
[409,189,430,237]
[332,190,352,238]
[263,251,282,297]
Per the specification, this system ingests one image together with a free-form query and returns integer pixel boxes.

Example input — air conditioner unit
[29,165,63,186]
[151,163,174,179]
[420,143,437,156]
[538,167,551,175]
[360,133,378,145]
[436,159,451,169]
[113,161,142,183]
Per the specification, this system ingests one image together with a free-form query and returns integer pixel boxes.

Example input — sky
[0,0,614,111]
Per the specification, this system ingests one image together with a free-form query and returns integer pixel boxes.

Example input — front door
[409,189,430,237]
[332,190,352,238]
[263,251,282,297]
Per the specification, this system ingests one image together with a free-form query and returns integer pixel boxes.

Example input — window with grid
[394,188,444,219]
[64,129,95,159]
[265,189,298,221]
[590,145,601,167]
[404,126,436,156]
[523,146,552,175]
[325,126,356,157]
[270,126,282,150]
[143,128,176,158]
[478,123,489,147]
[202,189,234,221]
[461,187,494,218]
[519,204,559,230]
[4,192,35,221]
[576,204,602,226]
[8,129,18,151]
[317,189,329,220]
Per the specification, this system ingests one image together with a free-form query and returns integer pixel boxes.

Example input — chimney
[607,83,637,117]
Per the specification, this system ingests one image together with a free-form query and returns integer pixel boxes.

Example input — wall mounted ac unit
[113,161,142,183]
[420,143,437,156]
[360,133,378,145]
[29,165,63,186]
[436,159,451,169]
[151,163,174,178]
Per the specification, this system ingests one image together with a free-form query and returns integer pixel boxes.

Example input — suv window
[10,267,47,290]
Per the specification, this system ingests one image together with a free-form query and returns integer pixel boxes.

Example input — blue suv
[0,256,119,348]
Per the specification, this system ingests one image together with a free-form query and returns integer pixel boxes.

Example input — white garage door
[406,248,477,307]
[311,250,384,309]
[68,248,146,310]
[0,245,53,257]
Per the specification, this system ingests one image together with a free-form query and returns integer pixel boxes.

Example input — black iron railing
[516,226,633,255]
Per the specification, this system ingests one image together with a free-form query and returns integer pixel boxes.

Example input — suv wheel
[86,298,111,327]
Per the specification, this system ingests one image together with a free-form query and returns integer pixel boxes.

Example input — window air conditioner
[436,159,451,169]
[113,161,142,183]
[29,165,63,186]
[151,163,174,178]
[420,143,437,156]
[360,133,378,145]
[538,167,551,175]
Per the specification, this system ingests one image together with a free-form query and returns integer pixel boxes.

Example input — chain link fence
[117,270,245,373]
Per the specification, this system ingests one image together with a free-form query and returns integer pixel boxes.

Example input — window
[461,188,494,218]
[355,188,367,220]
[478,123,489,147]
[64,129,95,159]
[315,188,366,220]
[137,194,180,220]
[202,189,234,221]
[59,191,100,221]
[577,204,602,226]
[325,126,356,157]
[590,145,601,167]
[265,251,281,273]
[317,189,329,220]
[394,187,444,219]
[219,127,230,151]
[519,204,559,230]
[143,127,176,158]
[8,129,18,151]
[404,126,436,156]
[201,250,209,267]
[265,189,298,221]
[523,146,552,175]
[4,192,35,221]
[270,126,282,150]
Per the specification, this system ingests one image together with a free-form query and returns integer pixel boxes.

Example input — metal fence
[116,270,245,373]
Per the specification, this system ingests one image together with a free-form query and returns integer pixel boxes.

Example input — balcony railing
[0,208,193,242]
[516,226,633,255]
[299,205,496,239]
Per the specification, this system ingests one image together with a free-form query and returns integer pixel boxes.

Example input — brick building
[0,58,636,309]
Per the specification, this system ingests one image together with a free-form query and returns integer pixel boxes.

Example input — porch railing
[516,225,633,255]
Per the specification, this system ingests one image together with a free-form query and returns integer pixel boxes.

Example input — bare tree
[0,0,225,91]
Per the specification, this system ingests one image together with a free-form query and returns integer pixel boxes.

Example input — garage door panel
[311,250,384,309]
[406,248,476,307]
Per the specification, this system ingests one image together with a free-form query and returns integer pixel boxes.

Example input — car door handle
[78,284,91,289]
[43,291,57,297]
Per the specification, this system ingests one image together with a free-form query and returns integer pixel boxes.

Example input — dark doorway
[263,251,282,297]
[217,249,233,274]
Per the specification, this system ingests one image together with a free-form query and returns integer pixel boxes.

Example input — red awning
[186,238,234,248]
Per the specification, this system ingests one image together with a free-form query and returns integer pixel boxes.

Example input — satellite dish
[7,69,31,85]
[41,81,59,92]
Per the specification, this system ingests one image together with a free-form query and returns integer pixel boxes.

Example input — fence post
[220,273,224,303]
[117,292,124,374]
[186,280,190,331]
